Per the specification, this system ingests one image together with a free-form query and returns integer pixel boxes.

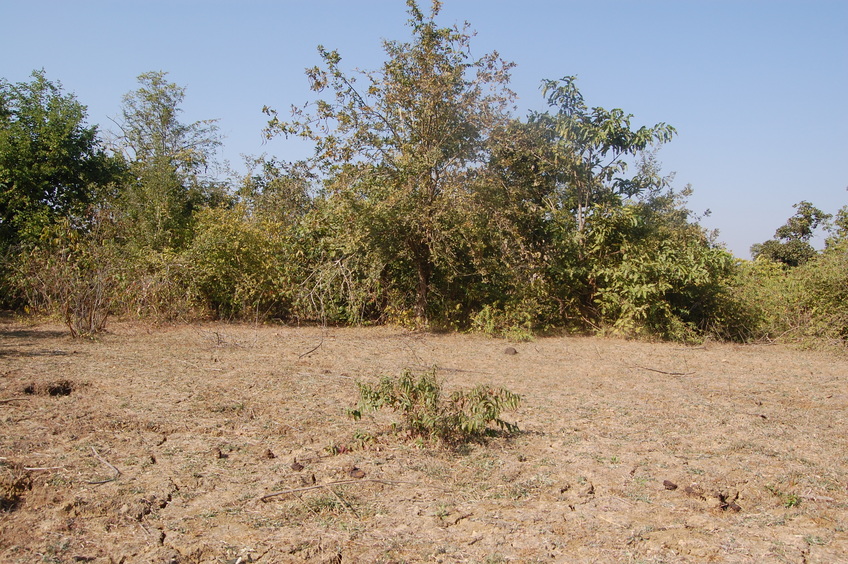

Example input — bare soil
[1,318,846,563]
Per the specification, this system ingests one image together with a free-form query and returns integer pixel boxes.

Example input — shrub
[350,369,520,445]
[184,206,296,319]
[732,246,848,347]
[12,220,118,337]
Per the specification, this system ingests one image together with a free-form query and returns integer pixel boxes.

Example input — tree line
[1,1,845,345]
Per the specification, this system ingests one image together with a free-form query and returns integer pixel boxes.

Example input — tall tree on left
[0,70,123,251]
[112,71,225,251]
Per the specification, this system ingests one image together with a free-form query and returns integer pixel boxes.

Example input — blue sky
[2,0,846,257]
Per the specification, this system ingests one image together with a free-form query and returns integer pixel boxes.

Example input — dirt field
[1,318,846,563]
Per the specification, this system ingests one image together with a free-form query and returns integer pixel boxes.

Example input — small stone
[349,467,366,479]
[263,449,276,460]
[290,460,304,472]
[663,480,678,490]
[504,347,518,355]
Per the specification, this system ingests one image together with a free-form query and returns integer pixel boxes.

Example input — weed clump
[350,369,520,445]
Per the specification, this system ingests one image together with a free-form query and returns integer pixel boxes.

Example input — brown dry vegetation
[1,317,847,563]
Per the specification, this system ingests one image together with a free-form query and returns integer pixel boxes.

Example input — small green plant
[352,430,376,449]
[784,493,801,508]
[765,484,801,508]
[350,369,520,445]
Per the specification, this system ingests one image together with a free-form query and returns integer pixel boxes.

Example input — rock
[504,347,518,355]
[663,480,678,490]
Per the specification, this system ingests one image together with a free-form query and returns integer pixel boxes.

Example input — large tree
[113,71,224,250]
[0,70,122,249]
[264,0,515,321]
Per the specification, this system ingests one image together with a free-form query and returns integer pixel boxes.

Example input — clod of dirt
[663,480,678,490]
[684,484,706,500]
[504,347,518,355]
[349,467,366,479]
[263,448,276,460]
[22,380,74,396]
[712,490,742,512]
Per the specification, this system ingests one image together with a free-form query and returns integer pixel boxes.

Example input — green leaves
[352,368,521,445]
[0,70,122,249]
[263,0,515,322]
[113,71,225,251]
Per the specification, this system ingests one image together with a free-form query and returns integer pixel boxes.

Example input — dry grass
[1,317,846,562]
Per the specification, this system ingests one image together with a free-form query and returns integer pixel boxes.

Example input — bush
[732,246,848,347]
[184,206,296,319]
[350,369,521,445]
[12,220,118,337]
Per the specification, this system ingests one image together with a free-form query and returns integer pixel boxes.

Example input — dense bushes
[733,245,848,346]
[2,3,844,348]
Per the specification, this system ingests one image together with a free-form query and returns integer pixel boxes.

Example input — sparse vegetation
[350,369,520,445]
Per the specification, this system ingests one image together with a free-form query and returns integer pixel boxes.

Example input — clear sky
[2,0,846,258]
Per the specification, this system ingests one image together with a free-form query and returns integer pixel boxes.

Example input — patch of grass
[765,484,801,508]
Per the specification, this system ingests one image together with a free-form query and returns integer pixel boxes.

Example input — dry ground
[1,318,846,563]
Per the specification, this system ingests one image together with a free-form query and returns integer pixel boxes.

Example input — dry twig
[0,397,28,405]
[631,365,695,376]
[298,333,325,358]
[259,479,411,502]
[87,447,121,484]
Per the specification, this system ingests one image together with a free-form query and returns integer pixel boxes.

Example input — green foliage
[5,7,843,349]
[470,304,535,342]
[733,245,848,347]
[11,217,120,337]
[264,0,515,322]
[184,206,296,319]
[751,201,830,267]
[584,189,739,341]
[113,71,226,251]
[826,205,848,249]
[532,76,676,233]
[350,369,520,445]
[0,70,124,252]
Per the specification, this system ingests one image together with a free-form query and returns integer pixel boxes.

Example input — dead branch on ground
[631,365,695,376]
[87,447,121,484]
[259,479,411,502]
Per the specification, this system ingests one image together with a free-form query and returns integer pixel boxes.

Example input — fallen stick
[0,397,28,405]
[259,479,411,502]
[87,447,121,484]
[24,466,65,471]
[298,334,325,358]
[631,365,695,376]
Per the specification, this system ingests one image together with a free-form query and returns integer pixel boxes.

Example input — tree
[264,0,515,322]
[826,204,847,249]
[0,70,122,250]
[237,156,312,224]
[530,76,677,235]
[113,71,225,250]
[751,201,831,266]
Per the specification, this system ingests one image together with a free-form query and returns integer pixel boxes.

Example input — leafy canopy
[264,0,515,321]
[0,70,122,248]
